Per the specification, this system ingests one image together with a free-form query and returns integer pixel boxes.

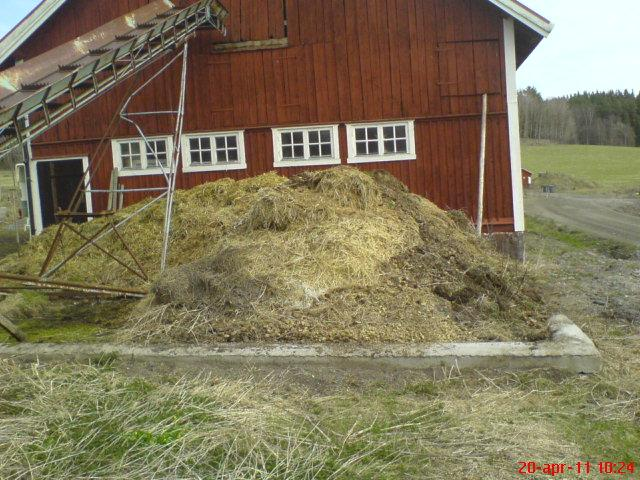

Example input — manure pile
[3,167,547,344]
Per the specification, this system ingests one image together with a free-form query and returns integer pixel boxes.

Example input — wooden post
[107,168,119,211]
[0,314,26,342]
[476,93,488,236]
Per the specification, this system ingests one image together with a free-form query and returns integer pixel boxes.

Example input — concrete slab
[0,315,601,374]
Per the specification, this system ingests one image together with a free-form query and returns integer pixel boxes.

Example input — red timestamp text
[518,461,636,477]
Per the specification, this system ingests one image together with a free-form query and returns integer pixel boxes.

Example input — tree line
[518,88,640,147]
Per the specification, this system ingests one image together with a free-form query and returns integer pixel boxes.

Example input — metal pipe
[126,111,180,116]
[41,223,112,279]
[63,222,148,281]
[86,187,169,193]
[161,43,189,272]
[0,272,148,298]
[43,192,167,278]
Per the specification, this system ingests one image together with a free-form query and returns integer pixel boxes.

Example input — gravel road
[525,193,640,246]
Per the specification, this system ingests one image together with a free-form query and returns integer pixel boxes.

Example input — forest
[518,88,640,147]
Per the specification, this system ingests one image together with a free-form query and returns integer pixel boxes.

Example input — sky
[1,0,639,99]
[518,0,640,98]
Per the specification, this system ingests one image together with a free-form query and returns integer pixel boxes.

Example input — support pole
[160,44,189,272]
[476,93,488,236]
[0,314,26,342]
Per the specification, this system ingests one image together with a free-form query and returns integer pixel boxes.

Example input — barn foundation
[489,231,525,262]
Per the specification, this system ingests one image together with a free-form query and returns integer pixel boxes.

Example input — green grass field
[522,144,640,193]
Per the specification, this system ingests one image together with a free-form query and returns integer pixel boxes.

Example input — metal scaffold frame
[0,0,228,297]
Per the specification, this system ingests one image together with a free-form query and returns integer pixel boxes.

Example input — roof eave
[486,0,554,37]
[0,0,67,66]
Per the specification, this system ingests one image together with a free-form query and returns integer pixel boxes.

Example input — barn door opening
[33,158,92,233]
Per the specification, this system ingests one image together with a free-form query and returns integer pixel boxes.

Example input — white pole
[476,93,488,236]
[160,43,189,272]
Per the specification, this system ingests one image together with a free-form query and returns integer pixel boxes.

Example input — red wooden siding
[11,0,516,231]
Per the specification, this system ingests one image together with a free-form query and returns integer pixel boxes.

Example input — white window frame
[181,131,247,173]
[272,125,341,168]
[111,136,174,177]
[346,120,417,164]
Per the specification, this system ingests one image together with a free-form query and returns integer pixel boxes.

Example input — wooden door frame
[30,156,92,234]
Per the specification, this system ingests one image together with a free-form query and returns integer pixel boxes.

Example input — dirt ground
[525,192,640,246]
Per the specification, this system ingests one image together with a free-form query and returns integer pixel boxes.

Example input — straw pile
[2,167,547,344]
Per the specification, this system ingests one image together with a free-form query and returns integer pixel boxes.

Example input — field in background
[522,144,640,193]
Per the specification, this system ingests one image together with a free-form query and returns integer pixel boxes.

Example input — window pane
[292,131,304,144]
[191,151,201,164]
[201,138,211,150]
[122,157,131,169]
[120,143,130,155]
[355,128,366,141]
[383,126,394,139]
[215,137,226,149]
[227,136,237,148]
[308,130,319,143]
[368,141,379,154]
[396,140,407,153]
[356,142,367,155]
[130,154,142,169]
[228,149,239,161]
[150,140,166,153]
[190,138,199,150]
[283,146,293,158]
[320,130,331,142]
[282,132,292,144]
[293,145,304,158]
[154,154,168,167]
[367,127,378,139]
[202,151,212,164]
[216,150,228,162]
[384,140,396,154]
[395,125,406,138]
[321,144,332,156]
[309,145,320,157]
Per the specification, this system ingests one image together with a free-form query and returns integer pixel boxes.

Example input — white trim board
[0,0,67,65]
[30,156,92,235]
[486,0,553,37]
[503,18,525,232]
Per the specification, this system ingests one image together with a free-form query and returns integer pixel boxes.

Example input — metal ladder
[0,0,228,155]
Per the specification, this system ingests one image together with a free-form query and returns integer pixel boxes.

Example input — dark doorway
[36,159,88,229]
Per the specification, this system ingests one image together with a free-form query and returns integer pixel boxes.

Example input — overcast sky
[1,0,638,99]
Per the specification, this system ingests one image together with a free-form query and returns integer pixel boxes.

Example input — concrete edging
[0,315,602,374]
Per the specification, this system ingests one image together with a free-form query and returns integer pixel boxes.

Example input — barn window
[181,131,246,173]
[346,121,416,164]
[146,139,169,168]
[112,137,173,177]
[272,125,340,168]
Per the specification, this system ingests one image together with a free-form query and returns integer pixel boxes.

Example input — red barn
[0,0,552,258]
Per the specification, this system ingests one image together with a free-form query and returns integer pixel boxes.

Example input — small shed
[522,169,533,189]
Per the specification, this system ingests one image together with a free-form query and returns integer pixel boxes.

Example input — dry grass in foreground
[0,323,638,480]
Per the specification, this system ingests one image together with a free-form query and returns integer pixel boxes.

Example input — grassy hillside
[522,144,640,193]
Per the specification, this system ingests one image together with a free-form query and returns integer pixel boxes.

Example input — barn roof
[0,0,553,67]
